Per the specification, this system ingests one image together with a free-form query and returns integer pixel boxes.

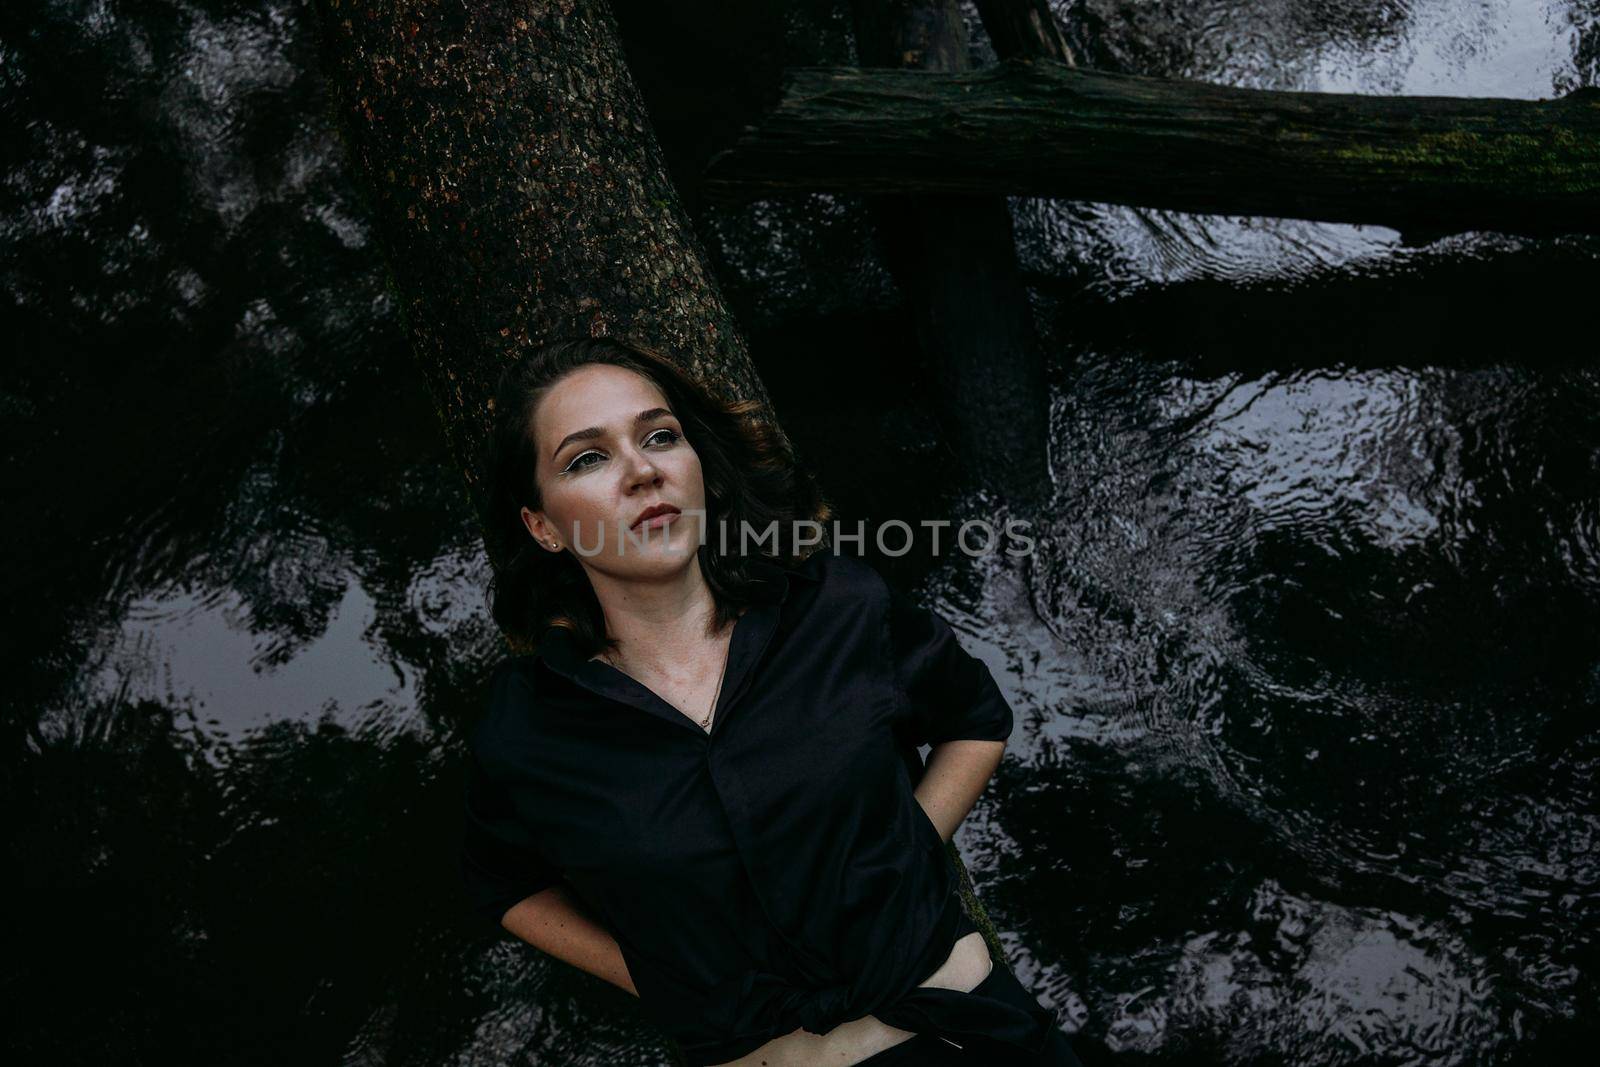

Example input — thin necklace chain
[702,655,727,730]
[604,633,731,732]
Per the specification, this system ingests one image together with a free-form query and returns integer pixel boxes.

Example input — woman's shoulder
[795,545,892,604]
[467,654,541,756]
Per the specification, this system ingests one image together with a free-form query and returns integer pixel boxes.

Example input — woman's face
[522,363,707,579]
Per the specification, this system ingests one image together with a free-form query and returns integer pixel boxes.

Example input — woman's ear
[519,505,559,551]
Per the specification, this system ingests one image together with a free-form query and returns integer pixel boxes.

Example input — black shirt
[459,547,1055,1063]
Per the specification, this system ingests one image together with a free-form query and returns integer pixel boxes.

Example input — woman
[460,336,1082,1066]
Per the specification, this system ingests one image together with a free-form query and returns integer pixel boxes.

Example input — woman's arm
[882,580,1015,836]
[501,885,639,997]
[912,738,1006,842]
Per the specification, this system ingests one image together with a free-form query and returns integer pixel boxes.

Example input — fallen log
[704,57,1600,237]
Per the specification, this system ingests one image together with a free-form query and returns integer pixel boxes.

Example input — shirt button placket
[706,743,831,981]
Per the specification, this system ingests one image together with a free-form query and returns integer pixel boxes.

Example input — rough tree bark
[311,2,1012,1057]
[310,0,773,573]
[705,58,1600,237]
[849,0,1052,510]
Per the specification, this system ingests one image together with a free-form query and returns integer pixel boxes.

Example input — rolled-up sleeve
[885,585,1015,747]
[458,670,564,937]
[460,744,563,935]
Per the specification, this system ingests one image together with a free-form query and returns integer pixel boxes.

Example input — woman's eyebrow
[551,407,674,461]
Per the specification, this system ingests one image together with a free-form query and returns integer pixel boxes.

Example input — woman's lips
[636,511,677,531]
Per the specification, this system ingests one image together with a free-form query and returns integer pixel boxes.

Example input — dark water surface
[5,1,1599,1064]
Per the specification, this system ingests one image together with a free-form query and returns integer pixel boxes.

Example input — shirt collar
[532,552,823,682]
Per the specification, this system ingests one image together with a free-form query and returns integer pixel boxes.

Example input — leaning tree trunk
[849,0,1044,972]
[310,0,772,579]
[310,0,1012,1057]
[705,58,1600,238]
[849,0,1051,509]
[973,0,1079,65]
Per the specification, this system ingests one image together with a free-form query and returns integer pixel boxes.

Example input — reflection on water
[6,0,1598,1063]
[967,352,1600,1061]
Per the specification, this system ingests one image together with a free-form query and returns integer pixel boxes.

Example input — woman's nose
[622,448,661,488]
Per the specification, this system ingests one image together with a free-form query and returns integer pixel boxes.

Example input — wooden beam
[704,58,1600,237]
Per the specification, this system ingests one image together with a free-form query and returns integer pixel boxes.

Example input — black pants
[854,959,1085,1065]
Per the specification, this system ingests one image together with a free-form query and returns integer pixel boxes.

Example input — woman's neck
[585,559,723,673]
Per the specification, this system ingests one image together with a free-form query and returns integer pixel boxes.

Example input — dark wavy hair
[482,336,834,659]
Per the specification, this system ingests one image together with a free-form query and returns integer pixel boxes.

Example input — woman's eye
[562,450,603,474]
[561,430,678,475]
